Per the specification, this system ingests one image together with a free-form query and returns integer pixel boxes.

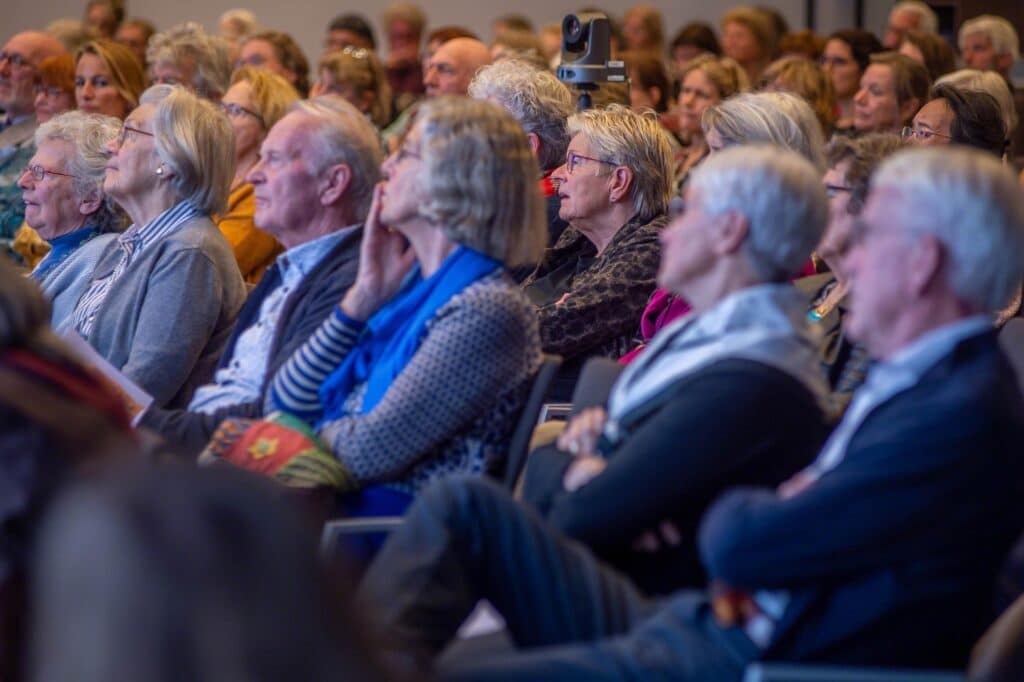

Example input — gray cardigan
[42,233,119,329]
[61,215,246,408]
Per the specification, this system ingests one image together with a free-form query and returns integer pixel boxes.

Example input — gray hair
[566,104,674,223]
[34,111,124,233]
[936,69,1019,137]
[141,85,234,215]
[959,15,1020,62]
[702,91,826,171]
[467,59,574,172]
[219,9,259,40]
[290,95,384,221]
[873,146,1024,312]
[891,1,938,34]
[146,22,233,100]
[415,96,547,267]
[689,145,828,281]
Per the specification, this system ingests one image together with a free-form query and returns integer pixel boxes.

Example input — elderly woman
[17,112,123,324]
[853,51,930,135]
[760,55,838,138]
[720,6,778,85]
[674,54,748,192]
[216,67,298,284]
[521,146,833,595]
[221,97,546,516]
[797,133,902,411]
[147,22,232,101]
[75,40,146,120]
[237,31,311,97]
[820,29,884,132]
[522,105,673,398]
[62,85,246,409]
[624,91,825,362]
[312,47,393,129]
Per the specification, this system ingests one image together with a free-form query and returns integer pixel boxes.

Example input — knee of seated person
[417,476,510,523]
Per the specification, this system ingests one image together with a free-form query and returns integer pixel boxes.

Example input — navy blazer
[699,330,1024,668]
[140,226,363,455]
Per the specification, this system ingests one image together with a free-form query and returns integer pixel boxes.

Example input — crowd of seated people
[1,2,1024,679]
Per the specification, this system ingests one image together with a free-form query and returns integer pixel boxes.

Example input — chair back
[569,356,625,418]
[501,354,562,489]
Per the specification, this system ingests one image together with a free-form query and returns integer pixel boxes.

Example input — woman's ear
[608,166,634,204]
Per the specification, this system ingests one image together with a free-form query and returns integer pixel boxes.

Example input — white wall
[7,0,894,73]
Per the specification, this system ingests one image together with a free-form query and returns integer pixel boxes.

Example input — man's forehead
[264,112,316,152]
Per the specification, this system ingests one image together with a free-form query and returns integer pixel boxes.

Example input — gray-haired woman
[63,85,246,409]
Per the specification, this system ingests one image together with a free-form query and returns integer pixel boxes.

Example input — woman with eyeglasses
[74,40,146,120]
[312,47,393,130]
[522,105,673,398]
[216,67,298,284]
[820,29,883,133]
[61,85,246,410]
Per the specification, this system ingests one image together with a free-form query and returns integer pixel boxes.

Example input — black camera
[556,12,627,110]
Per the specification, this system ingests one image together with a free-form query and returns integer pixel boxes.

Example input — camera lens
[564,15,581,41]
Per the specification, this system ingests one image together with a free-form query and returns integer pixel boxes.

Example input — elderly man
[423,37,491,97]
[0,31,66,259]
[140,95,381,456]
[883,0,939,49]
[356,145,1024,679]
[468,59,573,249]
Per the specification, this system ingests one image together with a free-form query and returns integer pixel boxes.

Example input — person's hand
[341,183,417,321]
[563,455,607,492]
[556,406,607,458]
[777,470,816,499]
[631,521,683,553]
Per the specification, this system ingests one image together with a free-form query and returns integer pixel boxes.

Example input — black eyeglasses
[23,162,75,181]
[219,101,266,126]
[117,125,154,149]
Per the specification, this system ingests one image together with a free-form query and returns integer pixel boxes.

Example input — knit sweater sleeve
[267,307,364,423]
[317,280,536,485]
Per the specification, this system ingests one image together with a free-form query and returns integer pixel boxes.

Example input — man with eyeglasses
[903,83,1007,158]
[0,31,67,263]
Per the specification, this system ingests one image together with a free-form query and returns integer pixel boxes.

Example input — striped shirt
[71,201,200,337]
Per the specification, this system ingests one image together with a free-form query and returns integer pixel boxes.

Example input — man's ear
[906,232,944,297]
[320,163,352,205]
[713,210,749,256]
[608,166,634,204]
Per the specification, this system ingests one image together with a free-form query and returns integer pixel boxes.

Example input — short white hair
[689,145,828,281]
[873,146,1024,312]
[958,14,1019,61]
[936,69,1019,137]
[891,1,938,34]
[467,59,574,172]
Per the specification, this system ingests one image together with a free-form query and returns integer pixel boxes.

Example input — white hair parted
[468,58,574,172]
[290,95,383,221]
[689,145,828,281]
[891,1,938,34]
[936,69,1019,137]
[567,104,674,223]
[873,146,1024,313]
[702,90,826,171]
[146,22,232,100]
[35,111,125,233]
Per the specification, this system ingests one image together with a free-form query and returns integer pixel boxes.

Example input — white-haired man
[355,146,1024,679]
[883,0,938,49]
[141,96,381,455]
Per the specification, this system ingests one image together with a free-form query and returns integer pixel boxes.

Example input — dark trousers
[356,477,760,680]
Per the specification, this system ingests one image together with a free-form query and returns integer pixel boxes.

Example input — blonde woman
[75,39,146,119]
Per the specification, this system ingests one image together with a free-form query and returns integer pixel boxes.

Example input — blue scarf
[319,246,501,422]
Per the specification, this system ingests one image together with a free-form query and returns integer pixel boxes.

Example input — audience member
[83,0,122,40]
[324,13,376,55]
[778,29,825,61]
[521,145,831,594]
[381,3,427,101]
[114,17,156,70]
[522,105,673,397]
[142,94,379,455]
[898,30,956,82]
[313,47,393,129]
[622,5,665,54]
[492,13,534,39]
[0,31,67,261]
[721,6,778,85]
[490,30,547,65]
[33,54,76,125]
[236,97,545,511]
[905,84,1006,157]
[357,145,1024,680]
[62,85,246,409]
[75,39,146,120]
[219,8,259,47]
[237,31,310,98]
[853,51,930,135]
[937,69,1019,157]
[424,37,491,98]
[670,22,721,75]
[883,0,939,49]
[623,50,672,116]
[19,111,123,323]
[821,29,884,132]
[468,58,574,248]
[147,22,233,101]
[31,466,390,682]
[214,67,298,284]
[539,22,563,67]
[761,55,837,137]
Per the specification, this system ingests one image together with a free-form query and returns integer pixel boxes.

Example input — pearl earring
[156,165,164,176]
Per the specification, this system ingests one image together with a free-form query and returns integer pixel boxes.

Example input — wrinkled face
[0,34,43,116]
[821,38,861,99]
[151,58,197,91]
[908,98,954,146]
[34,84,75,124]
[722,22,761,65]
[960,32,1000,71]
[884,9,921,49]
[116,24,150,67]
[103,103,160,203]
[816,162,855,276]
[246,112,320,240]
[853,64,902,133]
[18,138,86,240]
[549,134,615,225]
[657,187,718,294]
[423,42,472,97]
[378,123,425,229]
[221,80,265,162]
[678,68,720,136]
[76,52,131,119]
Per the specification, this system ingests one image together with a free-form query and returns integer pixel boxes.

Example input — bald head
[0,31,68,117]
[424,37,491,97]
